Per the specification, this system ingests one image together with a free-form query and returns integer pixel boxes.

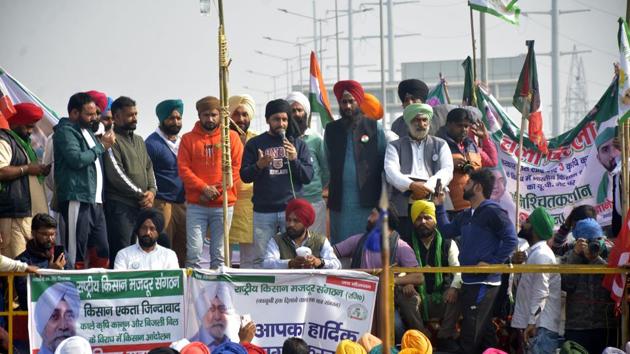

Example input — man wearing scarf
[54,92,113,269]
[113,208,179,270]
[240,99,313,268]
[179,96,243,269]
[286,92,329,236]
[262,198,340,269]
[0,103,50,258]
[385,103,453,244]
[324,80,386,244]
[228,94,257,268]
[146,99,186,266]
[391,79,429,138]
[408,200,461,352]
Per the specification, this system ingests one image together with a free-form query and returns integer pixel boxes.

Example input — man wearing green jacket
[54,92,115,268]
[286,92,329,236]
[104,96,157,266]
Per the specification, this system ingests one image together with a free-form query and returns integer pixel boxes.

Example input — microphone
[278,129,286,140]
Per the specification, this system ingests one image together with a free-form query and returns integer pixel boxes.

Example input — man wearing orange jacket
[178,96,243,269]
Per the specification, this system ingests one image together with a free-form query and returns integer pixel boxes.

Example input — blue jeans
[529,327,559,354]
[186,203,233,269]
[253,211,285,268]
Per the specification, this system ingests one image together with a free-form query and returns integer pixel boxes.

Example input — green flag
[468,0,520,25]
[462,56,476,106]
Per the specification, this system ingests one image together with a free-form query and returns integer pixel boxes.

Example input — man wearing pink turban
[325,80,386,244]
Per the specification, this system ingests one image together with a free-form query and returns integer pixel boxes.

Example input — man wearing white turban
[35,282,80,354]
[228,95,257,268]
[285,92,329,236]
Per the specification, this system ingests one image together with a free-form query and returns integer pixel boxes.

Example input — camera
[588,239,603,256]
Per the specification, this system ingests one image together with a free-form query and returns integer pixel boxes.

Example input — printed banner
[28,270,185,354]
[478,80,620,226]
[185,269,378,354]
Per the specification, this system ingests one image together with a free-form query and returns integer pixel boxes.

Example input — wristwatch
[316,258,325,269]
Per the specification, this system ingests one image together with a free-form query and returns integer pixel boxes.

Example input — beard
[518,227,534,244]
[161,122,182,136]
[340,107,360,119]
[414,225,434,239]
[122,121,137,131]
[463,186,475,201]
[139,235,157,248]
[202,121,218,131]
[286,226,305,240]
[231,120,250,133]
[90,119,101,133]
[409,123,428,140]
[291,115,308,136]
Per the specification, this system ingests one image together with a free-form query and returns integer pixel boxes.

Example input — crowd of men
[0,78,623,353]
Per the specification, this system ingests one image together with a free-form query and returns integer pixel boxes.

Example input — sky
[0,0,625,138]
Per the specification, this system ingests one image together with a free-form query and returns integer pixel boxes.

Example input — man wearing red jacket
[178,96,243,269]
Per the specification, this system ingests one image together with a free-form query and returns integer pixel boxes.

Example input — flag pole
[622,119,630,345]
[469,7,478,81]
[217,0,232,266]
[379,183,392,354]
[440,72,452,104]
[514,101,528,233]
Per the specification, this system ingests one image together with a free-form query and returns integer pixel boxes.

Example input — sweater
[436,199,517,284]
[145,132,185,203]
[301,130,329,203]
[104,127,157,207]
[178,122,243,207]
[240,132,313,212]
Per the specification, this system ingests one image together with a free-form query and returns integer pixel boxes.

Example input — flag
[426,77,450,107]
[603,208,630,312]
[617,18,630,122]
[512,40,548,154]
[468,0,520,25]
[462,56,477,106]
[308,51,333,127]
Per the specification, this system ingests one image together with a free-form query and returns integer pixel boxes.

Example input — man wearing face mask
[285,92,329,236]
[114,208,179,270]
[262,198,340,269]
[436,108,482,214]
[433,168,517,354]
[146,99,186,266]
[385,103,453,244]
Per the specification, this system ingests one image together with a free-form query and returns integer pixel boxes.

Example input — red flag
[603,209,630,311]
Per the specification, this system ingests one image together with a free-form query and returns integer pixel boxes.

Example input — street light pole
[349,0,354,79]
[313,0,318,56]
[335,0,341,82]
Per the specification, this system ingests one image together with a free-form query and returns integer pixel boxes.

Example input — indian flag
[468,0,520,25]
[308,51,333,127]
[618,18,630,122]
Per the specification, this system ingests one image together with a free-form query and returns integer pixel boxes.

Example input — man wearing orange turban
[0,103,50,258]
[262,198,340,269]
[325,80,386,244]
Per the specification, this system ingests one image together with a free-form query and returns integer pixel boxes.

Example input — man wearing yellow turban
[228,94,256,268]
[384,102,453,245]
[407,200,461,352]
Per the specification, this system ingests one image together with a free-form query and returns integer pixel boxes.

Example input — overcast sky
[0,0,625,137]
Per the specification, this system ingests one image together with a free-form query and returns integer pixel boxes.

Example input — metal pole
[480,12,488,84]
[349,0,354,79]
[380,0,388,130]
[387,0,395,83]
[319,20,324,68]
[514,102,529,232]
[286,59,290,94]
[551,0,560,136]
[299,44,304,91]
[469,7,477,82]
[313,0,318,56]
[335,0,341,82]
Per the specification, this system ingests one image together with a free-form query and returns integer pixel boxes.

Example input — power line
[571,0,620,18]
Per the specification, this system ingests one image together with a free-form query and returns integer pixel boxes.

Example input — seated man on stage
[263,198,340,269]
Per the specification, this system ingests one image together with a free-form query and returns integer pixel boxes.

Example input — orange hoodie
[178,121,243,207]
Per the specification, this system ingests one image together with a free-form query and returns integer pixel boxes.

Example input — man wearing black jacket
[240,99,313,268]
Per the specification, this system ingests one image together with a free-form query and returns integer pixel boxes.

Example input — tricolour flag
[617,18,630,122]
[308,51,333,127]
[513,40,548,154]
[603,209,630,312]
[462,56,477,106]
[468,0,520,25]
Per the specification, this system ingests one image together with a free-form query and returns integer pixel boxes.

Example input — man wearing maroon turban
[262,198,340,269]
[0,103,51,258]
[324,80,386,244]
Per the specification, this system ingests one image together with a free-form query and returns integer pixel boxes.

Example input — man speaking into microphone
[240,99,313,268]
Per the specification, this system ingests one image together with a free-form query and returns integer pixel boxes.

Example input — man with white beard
[384,103,453,244]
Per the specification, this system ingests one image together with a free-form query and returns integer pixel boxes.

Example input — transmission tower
[564,45,589,131]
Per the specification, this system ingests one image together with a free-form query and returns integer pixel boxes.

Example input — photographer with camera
[436,108,482,216]
[561,218,617,354]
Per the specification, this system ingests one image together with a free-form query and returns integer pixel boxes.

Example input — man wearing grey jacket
[104,96,157,266]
